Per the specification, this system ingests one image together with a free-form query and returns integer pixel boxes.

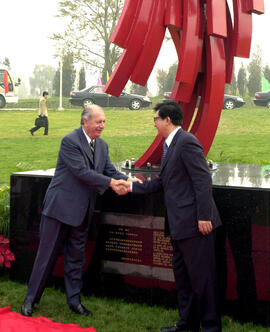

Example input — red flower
[0,234,9,244]
[0,234,15,268]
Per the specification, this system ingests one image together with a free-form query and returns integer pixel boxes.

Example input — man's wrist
[109,178,115,187]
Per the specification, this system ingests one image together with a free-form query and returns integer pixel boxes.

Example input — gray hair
[80,106,93,125]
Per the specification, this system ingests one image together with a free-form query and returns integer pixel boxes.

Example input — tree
[225,73,237,95]
[263,65,270,83]
[224,84,230,94]
[52,0,124,84]
[53,53,76,97]
[232,73,237,95]
[18,80,28,98]
[2,57,11,69]
[156,69,167,96]
[237,64,247,97]
[247,45,262,96]
[53,68,60,97]
[29,65,55,97]
[130,82,148,95]
[79,66,86,90]
[164,63,177,92]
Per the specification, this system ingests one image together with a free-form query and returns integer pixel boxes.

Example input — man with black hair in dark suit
[130,101,222,332]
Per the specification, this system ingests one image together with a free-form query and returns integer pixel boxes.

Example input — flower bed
[0,234,15,268]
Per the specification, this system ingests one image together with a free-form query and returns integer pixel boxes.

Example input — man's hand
[127,177,143,184]
[110,179,130,195]
[198,220,213,235]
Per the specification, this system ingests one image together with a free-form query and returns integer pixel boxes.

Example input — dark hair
[42,91,49,97]
[154,101,183,126]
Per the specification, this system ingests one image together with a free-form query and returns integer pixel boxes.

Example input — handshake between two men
[110,177,142,195]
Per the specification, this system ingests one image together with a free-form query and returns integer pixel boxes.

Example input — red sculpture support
[105,0,264,166]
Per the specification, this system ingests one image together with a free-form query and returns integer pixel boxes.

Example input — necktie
[161,142,168,164]
[90,141,95,159]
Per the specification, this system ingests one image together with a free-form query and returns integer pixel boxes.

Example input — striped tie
[90,141,95,159]
[161,142,168,164]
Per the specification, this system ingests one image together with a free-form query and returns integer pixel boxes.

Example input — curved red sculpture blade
[104,0,264,166]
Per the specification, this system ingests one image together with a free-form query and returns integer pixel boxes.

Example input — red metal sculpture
[104,0,264,166]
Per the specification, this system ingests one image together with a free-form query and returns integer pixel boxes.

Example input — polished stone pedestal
[9,163,270,326]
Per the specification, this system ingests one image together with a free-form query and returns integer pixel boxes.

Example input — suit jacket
[133,129,221,240]
[42,126,127,226]
[39,97,48,117]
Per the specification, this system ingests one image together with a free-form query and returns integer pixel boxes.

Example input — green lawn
[0,274,268,332]
[0,105,270,331]
[0,108,157,185]
[1,106,270,186]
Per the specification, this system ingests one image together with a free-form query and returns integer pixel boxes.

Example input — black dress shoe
[69,303,92,316]
[21,299,34,316]
[29,130,34,136]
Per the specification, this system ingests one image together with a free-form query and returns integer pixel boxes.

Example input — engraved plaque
[100,213,174,282]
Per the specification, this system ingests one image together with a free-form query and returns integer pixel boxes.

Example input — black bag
[35,116,45,127]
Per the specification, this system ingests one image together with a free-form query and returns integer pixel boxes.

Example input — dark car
[69,85,151,110]
[163,92,245,110]
[253,90,270,108]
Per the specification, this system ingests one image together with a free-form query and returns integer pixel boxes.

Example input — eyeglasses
[153,116,161,122]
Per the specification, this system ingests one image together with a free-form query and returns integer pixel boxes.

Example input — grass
[0,108,158,185]
[0,275,177,332]
[0,274,268,332]
[0,103,270,331]
[0,185,10,237]
[1,106,270,186]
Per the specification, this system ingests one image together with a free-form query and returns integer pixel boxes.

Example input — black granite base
[9,163,270,326]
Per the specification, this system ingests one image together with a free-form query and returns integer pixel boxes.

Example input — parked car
[163,92,245,110]
[222,94,245,109]
[69,85,151,110]
[253,90,270,108]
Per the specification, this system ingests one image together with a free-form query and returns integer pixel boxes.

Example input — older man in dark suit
[131,102,222,332]
[21,105,132,317]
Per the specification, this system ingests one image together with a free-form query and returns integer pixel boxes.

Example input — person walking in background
[29,91,49,135]
[130,101,222,332]
[21,105,133,317]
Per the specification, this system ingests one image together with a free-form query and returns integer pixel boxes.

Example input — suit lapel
[160,128,182,172]
[77,127,94,166]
